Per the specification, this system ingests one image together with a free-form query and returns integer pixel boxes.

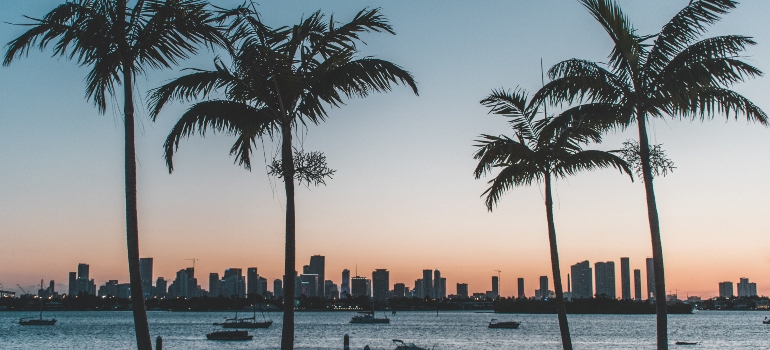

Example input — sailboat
[350,300,389,324]
[19,280,56,325]
[214,304,272,329]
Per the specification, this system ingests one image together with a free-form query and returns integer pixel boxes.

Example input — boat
[350,310,390,324]
[206,330,253,340]
[488,318,520,329]
[763,317,770,324]
[19,280,57,326]
[675,341,698,345]
[214,304,273,328]
[393,339,431,350]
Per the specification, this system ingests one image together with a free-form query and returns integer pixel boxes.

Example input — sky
[1,0,769,299]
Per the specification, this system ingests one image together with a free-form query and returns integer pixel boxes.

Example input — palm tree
[532,1,767,348]
[148,7,418,349]
[474,87,632,350]
[4,1,225,348]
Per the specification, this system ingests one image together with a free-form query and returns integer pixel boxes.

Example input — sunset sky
[1,0,768,299]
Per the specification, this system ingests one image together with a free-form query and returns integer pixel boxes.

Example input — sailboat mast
[39,279,43,320]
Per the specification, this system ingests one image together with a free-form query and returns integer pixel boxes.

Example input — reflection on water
[1,310,769,349]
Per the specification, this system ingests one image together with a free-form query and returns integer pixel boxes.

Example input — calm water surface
[1,310,769,349]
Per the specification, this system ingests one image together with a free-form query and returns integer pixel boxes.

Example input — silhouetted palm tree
[475,87,631,350]
[533,1,767,348]
[4,1,224,348]
[148,7,417,349]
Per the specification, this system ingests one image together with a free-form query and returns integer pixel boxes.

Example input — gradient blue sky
[1,0,768,298]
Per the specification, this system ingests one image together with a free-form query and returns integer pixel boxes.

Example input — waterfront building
[308,255,326,298]
[258,277,268,297]
[155,277,167,298]
[139,258,153,299]
[719,281,734,298]
[571,261,592,299]
[633,269,642,301]
[299,274,319,297]
[209,273,220,297]
[433,270,443,299]
[539,276,549,300]
[737,277,758,297]
[456,283,468,298]
[620,257,630,300]
[273,279,283,298]
[517,278,525,299]
[646,258,655,300]
[325,280,339,299]
[595,261,616,299]
[68,272,76,297]
[439,277,447,299]
[422,270,433,298]
[351,276,368,297]
[169,267,201,298]
[415,279,423,298]
[341,269,350,298]
[222,268,245,298]
[372,269,389,300]
[394,283,406,298]
[491,276,499,299]
[70,263,95,296]
[247,268,258,297]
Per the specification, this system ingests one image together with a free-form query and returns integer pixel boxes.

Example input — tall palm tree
[533,1,767,348]
[148,7,417,349]
[4,1,225,348]
[474,87,632,350]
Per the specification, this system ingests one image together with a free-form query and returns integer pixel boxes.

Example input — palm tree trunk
[636,113,667,350]
[123,67,152,350]
[280,122,296,350]
[544,173,573,350]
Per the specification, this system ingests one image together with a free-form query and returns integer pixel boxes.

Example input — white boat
[488,318,520,329]
[350,310,389,324]
[393,339,431,350]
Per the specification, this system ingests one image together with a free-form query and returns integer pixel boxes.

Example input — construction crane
[17,284,30,296]
[185,258,199,270]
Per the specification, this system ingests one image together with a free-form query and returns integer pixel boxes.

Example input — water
[1,310,768,349]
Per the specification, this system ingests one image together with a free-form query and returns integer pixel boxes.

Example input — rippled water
[1,310,769,349]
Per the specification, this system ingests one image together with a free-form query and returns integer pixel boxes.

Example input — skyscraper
[308,255,326,298]
[719,281,734,298]
[139,258,153,299]
[620,257,630,300]
[595,261,616,298]
[414,279,423,298]
[68,271,76,297]
[155,277,167,298]
[258,277,268,297]
[422,270,433,298]
[539,276,549,300]
[372,269,390,300]
[299,274,319,297]
[517,278,525,299]
[351,276,368,297]
[222,268,245,298]
[209,273,220,297]
[456,283,468,298]
[737,278,757,297]
[341,269,350,298]
[646,258,655,300]
[433,270,443,299]
[274,279,283,298]
[491,276,499,298]
[571,261,593,299]
[394,283,406,298]
[247,268,258,297]
[633,269,642,301]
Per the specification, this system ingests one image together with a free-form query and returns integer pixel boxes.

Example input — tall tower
[308,255,326,298]
[247,268,258,297]
[633,269,642,301]
[491,276,499,298]
[570,261,593,299]
[422,270,433,298]
[273,279,283,298]
[646,258,655,300]
[139,258,153,299]
[594,261,616,298]
[620,257,631,300]
[341,269,350,298]
[539,276,549,299]
[372,269,390,300]
[517,278,525,299]
[433,269,443,299]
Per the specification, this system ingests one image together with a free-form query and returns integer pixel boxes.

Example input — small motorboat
[206,330,253,340]
[675,341,698,345]
[763,317,770,324]
[350,311,390,324]
[488,318,520,329]
[393,339,431,350]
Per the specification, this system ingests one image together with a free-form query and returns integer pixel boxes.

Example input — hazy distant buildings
[274,279,283,298]
[169,267,201,298]
[155,277,167,298]
[300,274,319,297]
[68,272,76,296]
[247,268,258,297]
[220,268,245,298]
[434,270,445,299]
[69,263,95,296]
[536,276,549,300]
[571,261,592,299]
[517,278,525,299]
[306,256,326,298]
[646,258,655,299]
[491,276,499,299]
[595,261,616,299]
[620,257,630,300]
[719,281,734,298]
[633,269,642,301]
[351,276,369,297]
[372,269,390,300]
[341,269,350,298]
[139,258,153,299]
[455,283,468,298]
[737,277,758,297]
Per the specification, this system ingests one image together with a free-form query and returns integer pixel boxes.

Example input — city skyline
[2,0,770,299]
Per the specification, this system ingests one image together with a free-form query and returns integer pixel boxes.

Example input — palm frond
[579,0,644,81]
[668,87,768,125]
[163,100,278,172]
[148,62,236,119]
[553,150,633,181]
[473,134,537,179]
[481,163,541,211]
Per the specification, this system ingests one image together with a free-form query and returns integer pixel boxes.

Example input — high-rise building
[341,269,350,298]
[68,272,77,297]
[620,257,630,300]
[414,279,423,298]
[274,279,283,298]
[372,269,390,300]
[258,277,268,297]
[72,263,95,296]
[456,283,468,298]
[325,280,338,299]
[646,258,655,300]
[351,276,368,297]
[139,258,153,299]
[78,263,90,281]
[394,283,406,298]
[595,261,616,299]
[517,278,525,299]
[222,268,245,298]
[633,269,642,301]
[719,281,734,298]
[491,276,499,298]
[300,274,319,297]
[247,268,258,297]
[433,270,443,299]
[539,276,549,300]
[422,270,433,298]
[571,261,593,299]
[440,278,446,299]
[155,277,167,298]
[209,273,220,297]
[308,255,326,298]
[737,278,757,297]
